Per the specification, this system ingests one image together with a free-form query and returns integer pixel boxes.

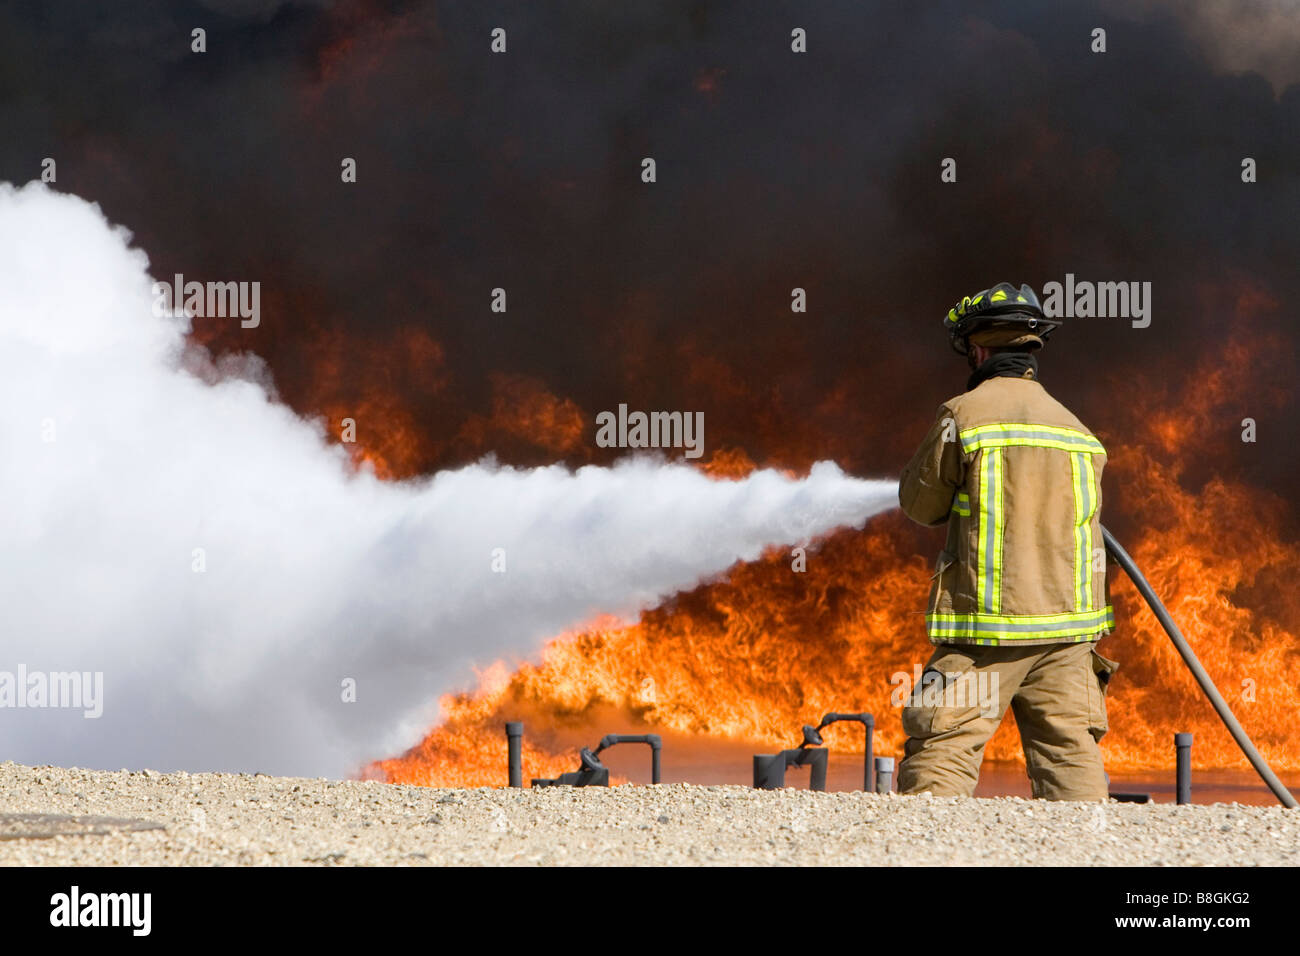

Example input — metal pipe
[1176,732,1193,805]
[753,749,828,790]
[753,754,784,790]
[864,714,874,793]
[593,733,662,784]
[505,721,523,788]
[815,712,875,792]
[811,749,828,792]
[1104,526,1296,809]
[875,756,894,794]
[797,748,829,792]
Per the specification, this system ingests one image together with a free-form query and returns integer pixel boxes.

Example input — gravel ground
[1,761,1296,866]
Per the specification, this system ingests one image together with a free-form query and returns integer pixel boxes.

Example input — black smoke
[1,0,1297,508]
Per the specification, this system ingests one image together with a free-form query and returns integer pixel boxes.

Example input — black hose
[1102,525,1297,809]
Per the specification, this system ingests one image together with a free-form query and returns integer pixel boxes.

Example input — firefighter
[896,282,1120,801]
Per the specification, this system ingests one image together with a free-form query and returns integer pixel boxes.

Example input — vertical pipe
[651,742,662,784]
[875,756,894,794]
[1175,732,1193,805]
[753,754,784,789]
[505,721,523,788]
[863,714,875,793]
[808,749,828,792]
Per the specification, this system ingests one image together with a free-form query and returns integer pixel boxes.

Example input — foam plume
[0,183,897,776]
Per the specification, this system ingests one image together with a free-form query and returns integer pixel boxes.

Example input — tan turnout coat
[898,371,1114,646]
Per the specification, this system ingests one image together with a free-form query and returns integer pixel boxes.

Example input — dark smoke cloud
[1,2,1296,490]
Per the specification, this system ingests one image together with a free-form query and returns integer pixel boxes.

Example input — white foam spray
[0,183,897,777]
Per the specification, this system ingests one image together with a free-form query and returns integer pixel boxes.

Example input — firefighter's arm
[898,405,965,527]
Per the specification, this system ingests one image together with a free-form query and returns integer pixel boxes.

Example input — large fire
[366,292,1299,788]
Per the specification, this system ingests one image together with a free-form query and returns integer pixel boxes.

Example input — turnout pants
[897,640,1119,801]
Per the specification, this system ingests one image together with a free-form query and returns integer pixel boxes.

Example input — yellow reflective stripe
[1071,453,1085,610]
[958,423,1105,455]
[991,451,1004,613]
[1071,452,1097,612]
[950,492,970,516]
[977,452,990,610]
[1082,454,1097,600]
[926,606,1115,641]
[977,449,1004,614]
[928,608,1116,626]
[964,436,1105,455]
[963,423,1092,438]
[939,634,1101,646]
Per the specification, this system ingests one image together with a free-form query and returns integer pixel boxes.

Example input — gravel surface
[1,761,1296,866]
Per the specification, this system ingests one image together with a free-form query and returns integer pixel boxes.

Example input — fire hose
[1102,525,1298,809]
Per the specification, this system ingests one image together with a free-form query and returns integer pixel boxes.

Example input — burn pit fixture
[1175,732,1193,805]
[505,715,1172,800]
[874,757,894,794]
[753,745,828,791]
[752,712,875,792]
[506,723,662,788]
[531,747,610,788]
